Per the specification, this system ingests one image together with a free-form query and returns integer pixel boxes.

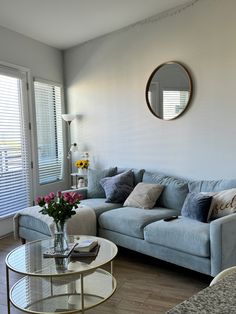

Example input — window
[163,90,189,120]
[34,80,64,184]
[0,68,31,217]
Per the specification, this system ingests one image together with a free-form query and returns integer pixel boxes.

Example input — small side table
[70,173,87,189]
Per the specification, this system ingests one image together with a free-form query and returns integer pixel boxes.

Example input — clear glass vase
[55,258,68,273]
[54,221,68,252]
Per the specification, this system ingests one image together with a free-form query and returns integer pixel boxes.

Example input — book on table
[74,239,98,253]
[70,244,100,258]
[43,243,77,258]
[43,239,99,258]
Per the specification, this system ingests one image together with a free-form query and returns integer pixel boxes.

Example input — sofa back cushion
[117,168,145,186]
[142,171,189,211]
[87,167,117,198]
[189,179,236,193]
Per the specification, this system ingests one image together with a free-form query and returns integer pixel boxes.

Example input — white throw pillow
[123,182,164,209]
[208,188,236,219]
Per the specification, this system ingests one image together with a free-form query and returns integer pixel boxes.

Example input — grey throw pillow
[124,183,164,209]
[87,167,117,198]
[181,192,213,223]
[100,170,134,203]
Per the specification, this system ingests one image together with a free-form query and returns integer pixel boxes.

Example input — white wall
[0,26,65,236]
[0,26,63,81]
[64,0,236,180]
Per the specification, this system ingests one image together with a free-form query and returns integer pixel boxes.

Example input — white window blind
[163,90,189,120]
[34,80,64,184]
[0,70,31,217]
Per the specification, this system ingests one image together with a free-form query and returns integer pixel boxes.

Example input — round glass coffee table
[6,235,118,314]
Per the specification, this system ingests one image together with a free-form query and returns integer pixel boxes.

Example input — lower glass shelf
[10,268,116,313]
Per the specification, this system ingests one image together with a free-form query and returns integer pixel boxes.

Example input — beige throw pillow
[123,182,164,209]
[208,188,236,219]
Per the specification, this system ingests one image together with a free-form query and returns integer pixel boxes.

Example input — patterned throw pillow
[208,188,236,220]
[100,170,134,203]
[181,192,213,223]
[123,182,164,209]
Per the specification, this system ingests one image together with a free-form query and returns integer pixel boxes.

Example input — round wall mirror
[145,61,193,120]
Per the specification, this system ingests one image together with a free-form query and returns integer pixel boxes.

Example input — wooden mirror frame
[145,61,193,120]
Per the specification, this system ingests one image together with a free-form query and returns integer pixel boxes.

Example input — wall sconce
[67,142,78,159]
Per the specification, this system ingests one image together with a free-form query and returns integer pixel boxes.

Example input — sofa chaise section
[17,198,122,242]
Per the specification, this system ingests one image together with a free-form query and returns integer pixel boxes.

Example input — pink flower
[69,192,82,202]
[63,195,70,202]
[38,190,81,222]
[35,196,42,204]
[77,193,83,200]
[45,195,51,204]
[74,193,83,201]
[70,192,76,198]
[49,192,55,199]
[63,192,70,199]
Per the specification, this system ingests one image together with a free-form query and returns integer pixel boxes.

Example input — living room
[1,0,236,313]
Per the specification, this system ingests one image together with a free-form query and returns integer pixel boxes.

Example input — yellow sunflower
[75,159,90,169]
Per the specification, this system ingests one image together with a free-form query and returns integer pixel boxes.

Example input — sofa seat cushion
[98,207,179,239]
[80,198,122,217]
[144,216,210,257]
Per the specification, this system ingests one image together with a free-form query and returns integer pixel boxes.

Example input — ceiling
[0,0,191,50]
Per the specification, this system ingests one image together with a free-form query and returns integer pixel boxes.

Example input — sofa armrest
[62,188,88,200]
[210,213,236,276]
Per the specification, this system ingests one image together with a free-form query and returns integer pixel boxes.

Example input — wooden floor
[0,234,211,314]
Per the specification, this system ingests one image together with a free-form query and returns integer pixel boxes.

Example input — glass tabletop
[6,235,118,277]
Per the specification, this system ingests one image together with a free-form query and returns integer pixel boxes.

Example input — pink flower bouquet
[35,191,83,225]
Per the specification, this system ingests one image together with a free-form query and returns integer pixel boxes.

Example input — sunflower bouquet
[75,159,90,169]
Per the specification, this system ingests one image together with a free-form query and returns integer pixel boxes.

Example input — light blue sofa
[17,168,236,277]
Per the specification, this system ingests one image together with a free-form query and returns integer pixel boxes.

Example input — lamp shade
[62,114,76,122]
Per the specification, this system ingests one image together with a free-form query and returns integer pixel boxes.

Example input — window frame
[33,77,66,186]
[0,62,34,218]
